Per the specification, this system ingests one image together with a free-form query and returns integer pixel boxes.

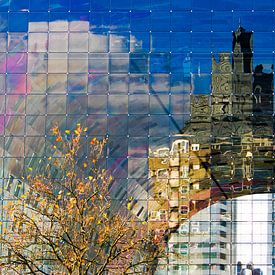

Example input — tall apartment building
[236,194,272,275]
[166,200,237,274]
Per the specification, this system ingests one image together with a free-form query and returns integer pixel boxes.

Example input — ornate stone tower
[187,26,273,141]
[211,52,233,138]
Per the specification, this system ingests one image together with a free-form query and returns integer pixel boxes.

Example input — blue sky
[1,0,274,58]
[1,0,273,118]
[0,0,273,98]
[0,1,271,45]
[0,0,273,11]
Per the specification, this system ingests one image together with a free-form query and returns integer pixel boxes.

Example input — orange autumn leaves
[50,123,104,165]
[0,124,163,275]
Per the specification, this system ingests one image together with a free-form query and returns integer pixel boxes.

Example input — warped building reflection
[148,27,274,273]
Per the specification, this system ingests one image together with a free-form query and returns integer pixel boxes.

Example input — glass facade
[0,0,274,274]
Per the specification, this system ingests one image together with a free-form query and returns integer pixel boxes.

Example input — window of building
[193,164,200,170]
[179,205,189,215]
[191,144,200,151]
[220,231,227,238]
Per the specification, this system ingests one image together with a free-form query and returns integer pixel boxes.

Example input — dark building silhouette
[183,26,274,190]
[232,26,253,73]
[253,64,274,136]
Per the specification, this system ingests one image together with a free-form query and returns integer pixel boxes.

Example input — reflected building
[148,26,274,274]
[149,138,236,274]
[148,25,274,231]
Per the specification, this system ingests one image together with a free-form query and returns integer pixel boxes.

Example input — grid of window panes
[0,0,274,274]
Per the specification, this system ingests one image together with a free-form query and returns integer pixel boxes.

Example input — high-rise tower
[232,26,253,74]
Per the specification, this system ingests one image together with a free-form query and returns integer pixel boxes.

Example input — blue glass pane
[50,0,69,11]
[254,53,273,72]
[151,0,170,10]
[192,33,211,53]
[109,53,129,73]
[29,0,49,11]
[253,0,273,10]
[128,116,148,136]
[192,0,212,10]
[171,33,191,52]
[212,0,240,10]
[108,137,128,157]
[233,11,255,32]
[110,0,131,10]
[254,32,273,53]
[192,11,212,32]
[131,11,150,31]
[129,94,149,115]
[171,74,191,94]
[251,11,274,32]
[150,53,170,73]
[108,115,128,135]
[69,12,89,23]
[171,54,189,73]
[10,0,29,11]
[132,0,150,10]
[217,0,253,10]
[191,54,211,74]
[0,0,9,11]
[211,32,232,52]
[90,12,110,31]
[149,115,170,136]
[171,0,191,10]
[151,12,170,32]
[110,12,130,31]
[0,13,8,31]
[91,0,110,10]
[171,11,191,32]
[192,74,211,94]
[130,53,148,73]
[9,12,28,32]
[150,94,169,114]
[212,12,233,32]
[151,32,170,53]
[70,0,90,11]
[49,12,69,22]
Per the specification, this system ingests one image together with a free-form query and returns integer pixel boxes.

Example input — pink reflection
[7,53,27,73]
[7,74,27,94]
[0,50,28,134]
[0,54,6,73]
